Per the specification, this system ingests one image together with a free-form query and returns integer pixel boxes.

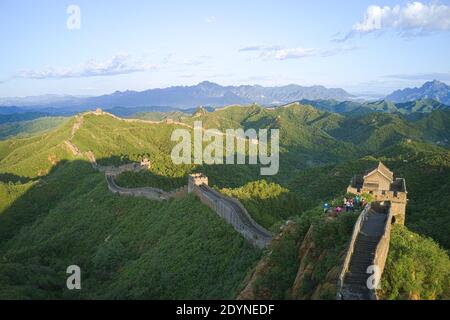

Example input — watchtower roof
[364,162,394,182]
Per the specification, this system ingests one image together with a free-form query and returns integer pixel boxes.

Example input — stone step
[354,241,379,249]
[353,248,377,256]
[345,276,368,284]
[353,251,376,258]
[343,284,367,290]
[341,291,371,300]
[354,244,377,251]
[350,266,371,274]
[349,262,372,272]
[345,272,369,282]
[353,252,375,260]
[350,259,373,266]
[344,280,367,287]
[357,235,380,242]
[342,286,369,295]
[350,258,373,266]
[356,238,379,244]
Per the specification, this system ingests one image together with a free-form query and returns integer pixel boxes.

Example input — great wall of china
[63,110,407,297]
[188,174,273,248]
[63,110,273,248]
[336,163,407,300]
[105,171,272,248]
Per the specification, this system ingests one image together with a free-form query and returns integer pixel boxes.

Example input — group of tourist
[323,195,368,216]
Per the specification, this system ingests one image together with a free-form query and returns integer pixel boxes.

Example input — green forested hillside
[328,113,423,152]
[300,98,449,115]
[0,119,75,178]
[219,180,312,231]
[239,204,450,300]
[0,160,260,299]
[380,225,450,300]
[0,112,52,125]
[0,102,449,300]
[131,111,189,122]
[0,117,68,140]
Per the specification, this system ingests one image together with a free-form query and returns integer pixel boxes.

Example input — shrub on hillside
[381,225,450,300]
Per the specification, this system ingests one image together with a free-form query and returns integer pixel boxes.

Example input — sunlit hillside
[0,103,449,299]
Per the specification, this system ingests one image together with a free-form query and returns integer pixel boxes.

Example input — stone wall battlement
[190,181,272,248]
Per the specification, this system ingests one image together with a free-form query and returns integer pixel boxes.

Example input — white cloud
[19,53,158,79]
[180,74,197,78]
[239,45,285,52]
[351,2,450,36]
[262,48,318,60]
[205,16,216,23]
[239,45,359,60]
[385,72,450,81]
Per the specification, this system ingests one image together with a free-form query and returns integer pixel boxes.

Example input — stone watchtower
[94,108,103,115]
[140,157,151,169]
[188,173,209,193]
[347,162,407,225]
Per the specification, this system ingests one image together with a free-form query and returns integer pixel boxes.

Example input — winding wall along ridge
[194,184,272,248]
[63,110,273,248]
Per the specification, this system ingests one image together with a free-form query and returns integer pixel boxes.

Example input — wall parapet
[337,202,394,300]
[336,204,371,299]
[204,186,272,239]
[192,184,272,248]
[106,174,166,201]
[371,203,393,300]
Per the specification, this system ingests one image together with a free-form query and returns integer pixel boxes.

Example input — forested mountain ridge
[0,103,449,299]
[299,97,449,115]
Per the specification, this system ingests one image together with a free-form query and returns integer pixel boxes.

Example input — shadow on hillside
[193,163,263,188]
[113,161,273,190]
[114,169,186,191]
[0,159,100,246]
[0,156,273,246]
[0,151,312,244]
[95,153,151,167]
[0,172,38,184]
[7,149,446,253]
[0,156,274,299]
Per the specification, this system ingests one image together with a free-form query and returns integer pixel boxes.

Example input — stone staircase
[341,208,387,300]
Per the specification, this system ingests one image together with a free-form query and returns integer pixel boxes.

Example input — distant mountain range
[1,80,449,115]
[0,81,353,112]
[386,80,450,105]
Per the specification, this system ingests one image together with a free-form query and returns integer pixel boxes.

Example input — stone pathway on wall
[105,174,186,201]
[196,184,273,248]
[340,207,388,300]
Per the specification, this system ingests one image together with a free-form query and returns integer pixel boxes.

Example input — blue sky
[0,0,449,97]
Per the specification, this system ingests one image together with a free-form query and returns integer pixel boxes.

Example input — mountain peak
[386,80,450,104]
[197,81,220,88]
[422,80,448,90]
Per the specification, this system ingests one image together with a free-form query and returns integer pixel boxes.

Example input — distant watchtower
[140,157,151,169]
[347,162,407,224]
[94,108,103,115]
[188,173,209,193]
